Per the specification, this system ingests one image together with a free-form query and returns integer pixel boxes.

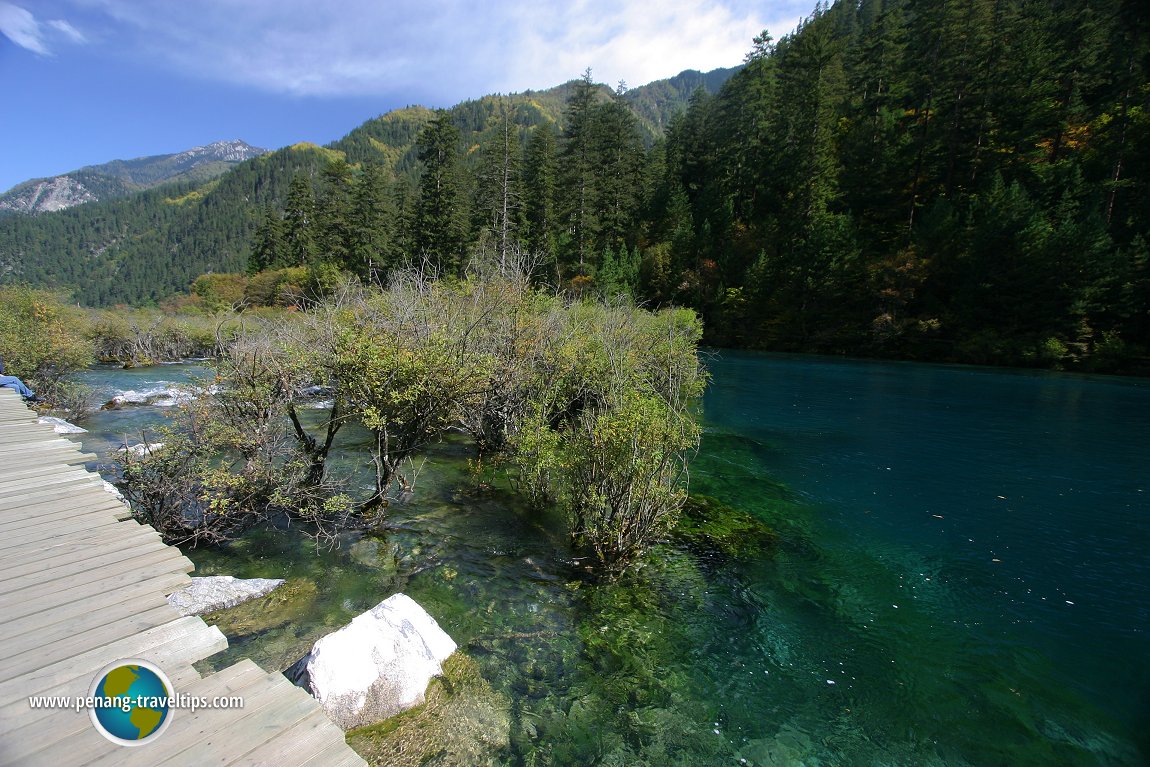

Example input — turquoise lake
[72,352,1149,766]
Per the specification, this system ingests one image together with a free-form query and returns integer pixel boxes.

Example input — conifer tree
[249,205,287,272]
[559,69,602,275]
[348,163,396,283]
[475,100,524,268]
[523,124,560,275]
[414,111,469,275]
[315,159,354,267]
[283,175,319,268]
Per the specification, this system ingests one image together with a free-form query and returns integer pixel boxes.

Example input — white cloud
[70,0,811,100]
[46,18,86,43]
[0,1,88,54]
[0,2,48,54]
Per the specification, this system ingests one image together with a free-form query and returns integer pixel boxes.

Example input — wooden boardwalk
[0,389,367,766]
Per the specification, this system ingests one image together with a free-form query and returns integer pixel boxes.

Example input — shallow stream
[69,352,1149,766]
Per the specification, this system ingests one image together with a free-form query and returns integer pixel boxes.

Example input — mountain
[0,68,735,306]
[332,66,739,170]
[624,66,740,135]
[0,140,267,216]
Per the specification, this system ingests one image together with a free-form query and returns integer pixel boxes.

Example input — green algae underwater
[76,352,1149,766]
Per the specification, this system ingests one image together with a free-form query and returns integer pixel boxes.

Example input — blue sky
[0,0,810,193]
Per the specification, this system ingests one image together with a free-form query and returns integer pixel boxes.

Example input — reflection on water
[69,356,1148,766]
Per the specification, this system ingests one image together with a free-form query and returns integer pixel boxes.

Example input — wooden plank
[0,535,187,594]
[0,525,158,573]
[0,455,95,473]
[0,538,186,593]
[0,448,98,469]
[0,446,89,464]
[0,462,98,485]
[0,514,136,550]
[0,437,87,454]
[244,712,361,767]
[0,421,40,430]
[0,548,191,613]
[0,497,125,531]
[111,503,135,521]
[0,551,189,618]
[0,389,372,767]
[0,509,114,537]
[2,604,181,678]
[0,480,105,509]
[0,526,160,570]
[0,489,123,517]
[0,526,148,561]
[0,461,93,482]
[137,678,320,767]
[0,617,226,719]
[2,583,173,642]
[109,671,305,767]
[0,649,254,766]
[0,472,102,497]
[0,561,192,622]
[0,438,80,454]
[0,462,96,481]
[322,749,371,767]
[0,425,79,440]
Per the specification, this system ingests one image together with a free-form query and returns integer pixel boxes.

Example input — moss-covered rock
[348,536,400,575]
[346,652,511,767]
[201,577,319,636]
[672,494,777,557]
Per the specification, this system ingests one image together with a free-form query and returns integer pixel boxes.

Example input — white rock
[167,575,285,616]
[37,416,87,434]
[101,480,129,506]
[304,593,456,729]
[115,442,165,457]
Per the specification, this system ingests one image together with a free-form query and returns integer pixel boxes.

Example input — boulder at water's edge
[303,593,457,730]
[167,575,285,616]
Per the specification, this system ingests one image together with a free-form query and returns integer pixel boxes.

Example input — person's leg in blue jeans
[0,375,36,399]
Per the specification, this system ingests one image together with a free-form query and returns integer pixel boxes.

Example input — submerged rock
[348,536,400,574]
[673,494,778,557]
[37,416,87,434]
[203,577,318,640]
[167,575,285,616]
[346,652,511,767]
[299,593,457,730]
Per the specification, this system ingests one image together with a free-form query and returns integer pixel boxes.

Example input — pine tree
[249,205,286,272]
[315,159,354,267]
[475,100,524,268]
[523,124,560,276]
[414,111,469,275]
[559,69,602,276]
[592,87,646,255]
[283,175,319,268]
[348,163,396,283]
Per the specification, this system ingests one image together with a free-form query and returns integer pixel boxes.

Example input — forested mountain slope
[0,69,733,306]
[652,0,1149,368]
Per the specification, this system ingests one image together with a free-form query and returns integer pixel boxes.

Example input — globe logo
[88,659,174,746]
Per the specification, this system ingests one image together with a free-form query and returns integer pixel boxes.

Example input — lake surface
[71,353,1150,766]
